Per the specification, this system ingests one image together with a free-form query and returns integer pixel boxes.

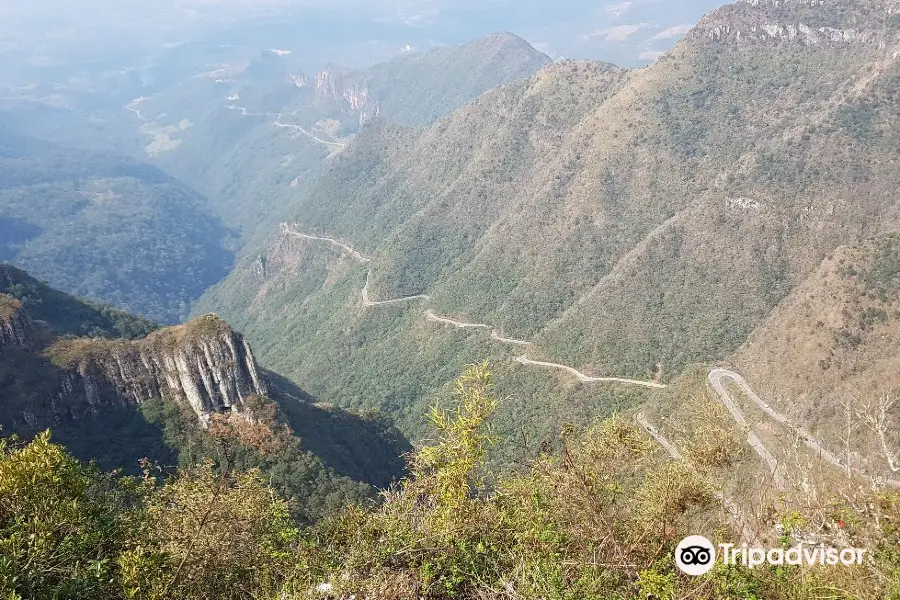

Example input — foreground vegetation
[2,365,898,599]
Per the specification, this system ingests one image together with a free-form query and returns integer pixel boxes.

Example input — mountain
[195,0,900,455]
[334,32,557,128]
[728,232,900,457]
[0,120,234,323]
[0,265,410,521]
[0,261,158,340]
[129,34,552,237]
[5,1,900,597]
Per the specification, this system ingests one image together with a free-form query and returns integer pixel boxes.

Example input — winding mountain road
[425,309,532,347]
[282,225,673,389]
[281,225,900,487]
[224,104,346,151]
[490,330,533,346]
[281,225,370,263]
[635,412,683,459]
[126,97,149,121]
[516,355,668,389]
[362,271,431,307]
[227,104,261,117]
[424,310,489,330]
[273,114,346,150]
[709,369,900,489]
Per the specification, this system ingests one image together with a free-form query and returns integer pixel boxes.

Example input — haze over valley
[2,0,900,598]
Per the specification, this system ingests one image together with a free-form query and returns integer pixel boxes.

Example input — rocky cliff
[1,303,269,431]
[39,314,268,428]
[313,68,381,125]
[694,0,896,47]
[0,295,32,348]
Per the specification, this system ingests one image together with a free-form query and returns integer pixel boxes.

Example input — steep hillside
[0,268,410,521]
[0,263,158,340]
[730,233,900,462]
[0,125,234,323]
[133,34,551,236]
[194,61,649,451]
[197,0,900,449]
[341,32,556,127]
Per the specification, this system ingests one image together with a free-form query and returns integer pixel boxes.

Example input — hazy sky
[0,0,726,72]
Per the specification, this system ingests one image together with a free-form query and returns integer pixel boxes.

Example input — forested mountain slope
[729,233,900,456]
[134,33,552,238]
[0,124,234,323]
[0,266,409,521]
[197,0,900,450]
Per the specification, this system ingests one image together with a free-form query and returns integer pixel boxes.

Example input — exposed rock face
[0,296,32,348]
[313,68,381,125]
[41,315,269,428]
[703,21,874,45]
[695,0,893,47]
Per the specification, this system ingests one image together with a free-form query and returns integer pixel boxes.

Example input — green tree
[0,431,143,600]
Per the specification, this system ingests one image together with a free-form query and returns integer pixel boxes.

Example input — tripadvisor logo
[676,535,716,575]
[675,535,868,576]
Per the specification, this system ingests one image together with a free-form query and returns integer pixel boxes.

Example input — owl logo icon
[675,535,716,576]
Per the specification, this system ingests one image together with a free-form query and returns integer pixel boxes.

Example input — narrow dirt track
[516,355,668,389]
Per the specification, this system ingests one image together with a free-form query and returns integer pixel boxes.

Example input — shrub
[0,431,143,599]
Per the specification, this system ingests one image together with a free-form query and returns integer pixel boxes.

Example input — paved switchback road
[362,271,431,307]
[281,225,371,263]
[284,226,668,389]
[273,115,347,151]
[708,369,900,489]
[276,222,899,490]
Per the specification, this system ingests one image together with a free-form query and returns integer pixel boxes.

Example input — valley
[272,221,900,491]
[194,0,900,473]
[2,0,900,596]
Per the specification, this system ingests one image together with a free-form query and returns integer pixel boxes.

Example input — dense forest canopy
[0,122,234,324]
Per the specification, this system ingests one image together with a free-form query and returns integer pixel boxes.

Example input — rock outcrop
[0,295,32,348]
[9,314,269,430]
[313,68,381,126]
[694,0,893,47]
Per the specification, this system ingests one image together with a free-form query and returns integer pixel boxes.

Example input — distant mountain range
[0,0,724,88]
[0,32,553,322]
[137,33,553,237]
[195,0,900,463]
